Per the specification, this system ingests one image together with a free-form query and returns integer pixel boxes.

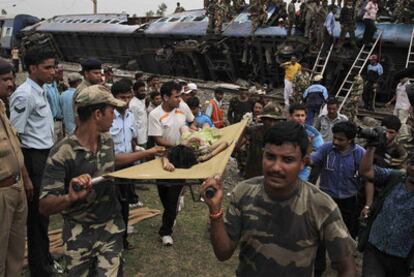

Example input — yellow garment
[284,63,302,81]
[108,120,247,180]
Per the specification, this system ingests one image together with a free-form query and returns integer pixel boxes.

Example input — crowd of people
[0,43,413,277]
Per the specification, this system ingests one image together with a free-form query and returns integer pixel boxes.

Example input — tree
[145,10,155,17]
[156,3,167,16]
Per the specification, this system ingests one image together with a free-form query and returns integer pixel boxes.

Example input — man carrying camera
[358,143,414,276]
[373,115,408,169]
[309,121,370,276]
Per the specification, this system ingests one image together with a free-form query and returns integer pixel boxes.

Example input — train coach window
[72,19,80,23]
[169,17,181,22]
[80,19,88,23]
[111,20,120,24]
[181,16,193,22]
[94,19,102,23]
[66,20,73,23]
[158,18,169,23]
[3,27,13,37]
[86,19,94,23]
[102,19,111,23]
[193,15,206,21]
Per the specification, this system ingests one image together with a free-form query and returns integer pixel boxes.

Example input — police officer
[9,50,56,276]
[39,85,127,276]
[0,59,32,277]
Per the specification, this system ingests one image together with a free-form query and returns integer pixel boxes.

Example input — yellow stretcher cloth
[108,120,247,180]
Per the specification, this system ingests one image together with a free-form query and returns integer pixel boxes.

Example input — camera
[357,126,387,148]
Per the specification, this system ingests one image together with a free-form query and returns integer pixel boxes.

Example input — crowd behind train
[0,48,413,277]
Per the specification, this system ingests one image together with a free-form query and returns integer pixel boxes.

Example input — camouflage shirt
[225,176,356,276]
[40,133,122,225]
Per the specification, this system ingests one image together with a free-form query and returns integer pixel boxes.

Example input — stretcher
[78,120,247,201]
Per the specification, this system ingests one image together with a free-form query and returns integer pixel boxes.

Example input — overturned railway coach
[19,8,414,100]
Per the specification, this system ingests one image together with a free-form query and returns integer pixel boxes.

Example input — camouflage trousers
[62,217,125,277]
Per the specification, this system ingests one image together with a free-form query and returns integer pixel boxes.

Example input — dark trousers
[306,105,322,126]
[118,183,138,248]
[22,148,52,277]
[363,81,375,110]
[315,195,359,276]
[157,183,183,237]
[362,243,411,277]
[321,29,333,55]
[362,19,377,45]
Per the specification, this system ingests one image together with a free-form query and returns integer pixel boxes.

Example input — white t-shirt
[129,96,148,145]
[148,105,187,146]
[395,81,411,111]
[179,100,195,123]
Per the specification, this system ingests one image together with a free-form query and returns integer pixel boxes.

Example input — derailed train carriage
[19,7,414,102]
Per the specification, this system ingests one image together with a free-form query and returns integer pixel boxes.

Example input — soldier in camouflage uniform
[315,0,328,48]
[249,0,268,33]
[292,64,311,104]
[202,121,357,276]
[304,0,317,38]
[215,0,226,34]
[243,104,285,179]
[39,85,127,276]
[341,74,364,122]
[287,0,296,36]
[207,0,216,33]
[233,0,246,12]
[336,0,358,51]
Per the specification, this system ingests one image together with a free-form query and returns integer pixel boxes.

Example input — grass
[123,185,238,277]
[47,184,239,277]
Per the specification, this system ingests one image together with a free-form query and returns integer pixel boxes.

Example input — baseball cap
[183,83,198,94]
[75,85,126,108]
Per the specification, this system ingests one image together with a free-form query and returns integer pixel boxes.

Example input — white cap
[183,83,198,94]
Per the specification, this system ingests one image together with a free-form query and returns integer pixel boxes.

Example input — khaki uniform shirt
[0,100,24,182]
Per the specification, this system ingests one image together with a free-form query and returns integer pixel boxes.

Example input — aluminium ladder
[336,30,383,112]
[311,43,334,79]
[406,27,414,68]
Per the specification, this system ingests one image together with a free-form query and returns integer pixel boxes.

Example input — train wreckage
[16,6,414,102]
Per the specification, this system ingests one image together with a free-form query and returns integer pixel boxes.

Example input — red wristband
[209,208,224,220]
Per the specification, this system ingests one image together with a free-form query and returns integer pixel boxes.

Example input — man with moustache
[10,50,57,276]
[202,121,356,276]
[359,144,414,276]
[0,59,32,277]
[130,80,148,148]
[309,121,369,276]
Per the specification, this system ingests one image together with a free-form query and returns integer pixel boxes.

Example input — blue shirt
[369,167,414,258]
[324,12,335,35]
[110,109,136,154]
[60,87,76,134]
[195,112,214,128]
[367,63,383,76]
[44,81,62,119]
[303,84,329,100]
[299,125,324,181]
[10,78,54,149]
[311,142,365,198]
